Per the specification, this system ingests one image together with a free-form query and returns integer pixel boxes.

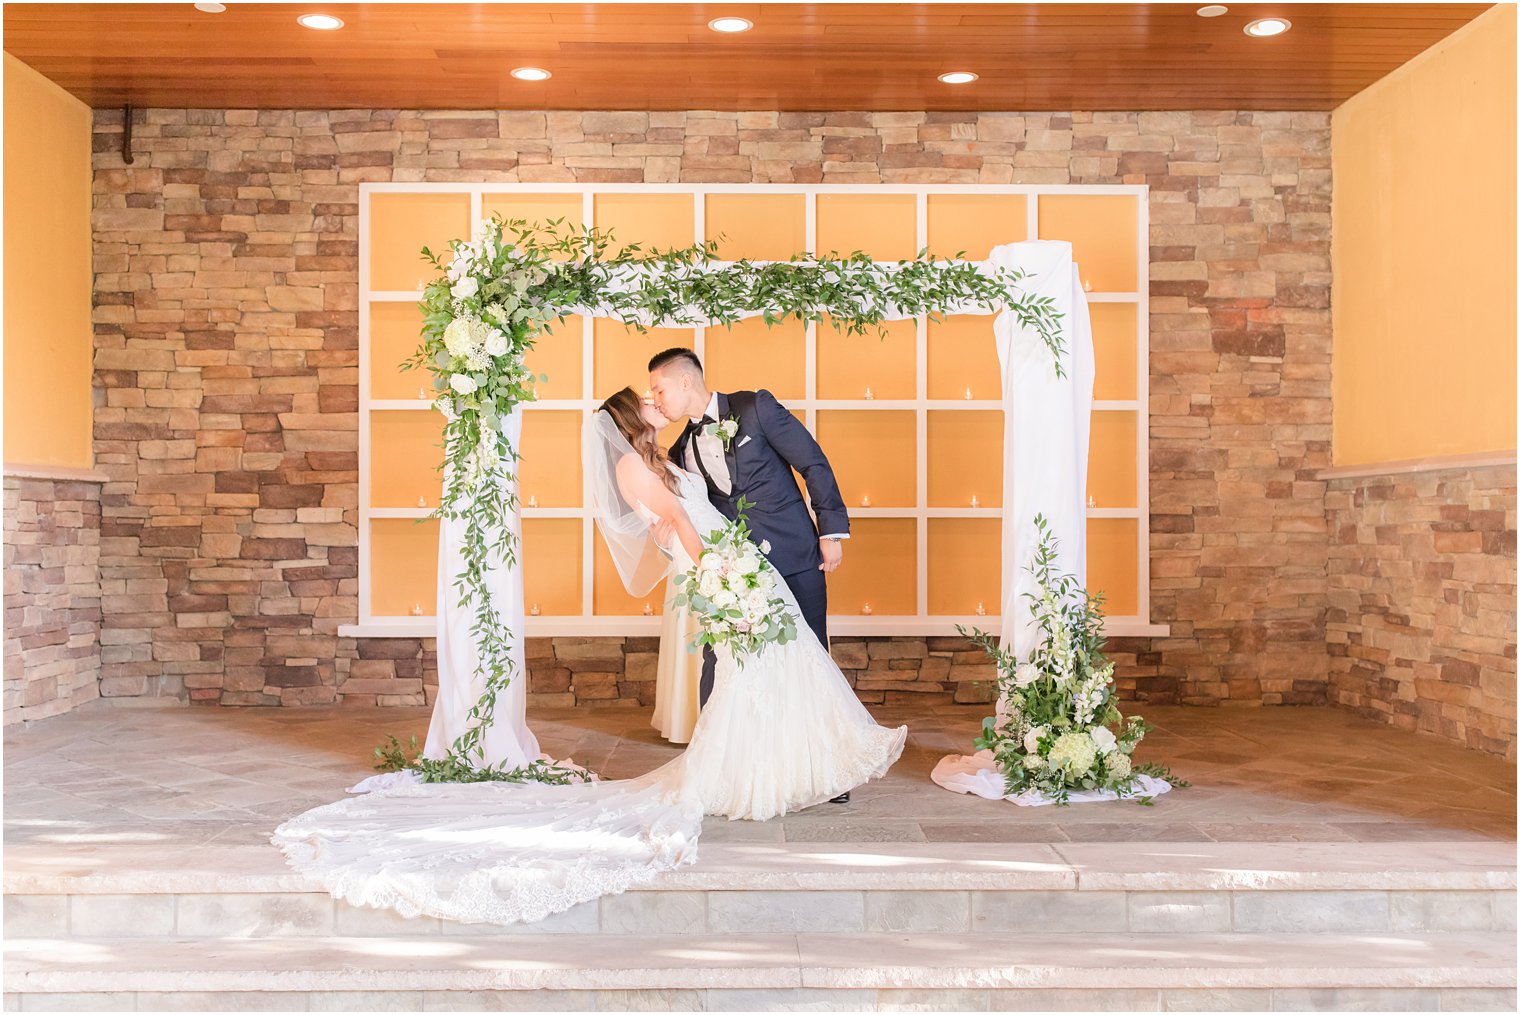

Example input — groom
[648,347,849,706]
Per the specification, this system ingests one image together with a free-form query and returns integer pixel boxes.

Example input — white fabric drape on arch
[932,240,1103,804]
[426,241,1091,771]
[427,406,541,769]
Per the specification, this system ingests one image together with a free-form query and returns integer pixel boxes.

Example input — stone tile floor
[4,703,1513,848]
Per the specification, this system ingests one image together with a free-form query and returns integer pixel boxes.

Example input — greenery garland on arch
[375,216,1066,782]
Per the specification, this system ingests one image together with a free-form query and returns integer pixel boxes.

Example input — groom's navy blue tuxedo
[670,389,849,706]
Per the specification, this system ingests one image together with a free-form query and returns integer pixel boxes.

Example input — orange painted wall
[3,54,95,470]
[1331,4,1517,465]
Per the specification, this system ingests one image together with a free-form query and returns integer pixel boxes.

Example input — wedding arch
[392,214,1094,778]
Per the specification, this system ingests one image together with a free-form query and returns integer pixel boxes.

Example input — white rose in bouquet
[759,539,771,554]
[698,553,722,574]
[448,374,479,395]
[1023,725,1048,754]
[484,329,509,357]
[1014,662,1040,688]
[744,588,770,617]
[1090,726,1118,755]
[734,551,761,576]
[698,571,723,598]
[452,275,479,300]
[713,589,740,611]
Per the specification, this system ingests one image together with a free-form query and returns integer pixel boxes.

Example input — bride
[271,387,906,926]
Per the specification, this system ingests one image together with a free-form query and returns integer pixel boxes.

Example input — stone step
[5,840,1513,939]
[8,840,1513,893]
[5,931,1514,1012]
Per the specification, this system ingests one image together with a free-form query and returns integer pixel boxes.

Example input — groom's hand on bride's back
[818,537,843,573]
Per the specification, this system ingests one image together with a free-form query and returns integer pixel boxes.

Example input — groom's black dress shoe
[830,792,850,804]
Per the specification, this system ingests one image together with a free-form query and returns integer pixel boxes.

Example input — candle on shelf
[416,280,426,292]
[418,386,428,401]
[861,603,873,616]
[410,602,423,616]
[964,385,974,400]
[1088,494,1097,508]
[527,494,539,508]
[863,386,874,400]
[975,602,987,616]
[417,496,427,508]
[970,494,980,508]
[530,603,541,616]
[1083,279,1092,292]
[861,494,872,508]
[642,602,654,616]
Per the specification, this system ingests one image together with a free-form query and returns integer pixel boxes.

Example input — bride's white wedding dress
[272,465,906,926]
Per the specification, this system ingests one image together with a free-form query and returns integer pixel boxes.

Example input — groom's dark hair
[648,347,703,376]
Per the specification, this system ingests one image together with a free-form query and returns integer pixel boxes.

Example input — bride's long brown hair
[597,387,679,493]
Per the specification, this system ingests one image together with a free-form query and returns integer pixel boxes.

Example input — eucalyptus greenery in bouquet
[672,497,797,661]
[960,516,1178,804]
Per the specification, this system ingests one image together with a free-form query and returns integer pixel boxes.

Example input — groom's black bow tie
[695,414,716,430]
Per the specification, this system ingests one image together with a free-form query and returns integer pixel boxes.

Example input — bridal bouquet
[962,517,1171,804]
[673,499,797,662]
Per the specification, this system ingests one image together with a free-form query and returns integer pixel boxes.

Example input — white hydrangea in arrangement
[673,498,796,662]
[961,515,1178,804]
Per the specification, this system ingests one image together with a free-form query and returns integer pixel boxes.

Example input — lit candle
[861,495,872,508]
[1087,494,1096,508]
[527,495,539,508]
[970,495,979,508]
[411,602,423,616]
[416,280,426,292]
[417,496,427,508]
[964,386,973,400]
[861,603,873,616]
[1083,279,1092,292]
[530,603,541,616]
[643,602,654,616]
[976,602,987,616]
[864,386,874,400]
[418,386,428,401]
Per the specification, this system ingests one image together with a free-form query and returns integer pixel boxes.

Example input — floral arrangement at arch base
[959,516,1183,805]
[374,214,1067,783]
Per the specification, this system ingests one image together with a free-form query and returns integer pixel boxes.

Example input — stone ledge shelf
[6,841,1514,895]
[6,932,1514,994]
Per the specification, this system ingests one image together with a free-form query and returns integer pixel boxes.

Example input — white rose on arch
[452,275,479,300]
[1013,662,1040,688]
[1023,725,1048,755]
[484,329,509,357]
[448,374,479,395]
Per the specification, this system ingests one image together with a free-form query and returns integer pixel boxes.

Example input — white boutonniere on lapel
[707,414,740,452]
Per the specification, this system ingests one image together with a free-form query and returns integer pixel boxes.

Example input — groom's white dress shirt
[686,392,848,541]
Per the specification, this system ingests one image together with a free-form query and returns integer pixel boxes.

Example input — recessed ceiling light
[708,17,753,33]
[1196,4,1228,16]
[938,71,978,85]
[297,13,343,30]
[511,67,552,81]
[1244,17,1291,37]
[194,2,227,12]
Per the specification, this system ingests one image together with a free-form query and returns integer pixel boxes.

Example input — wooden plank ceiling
[2,3,1493,111]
